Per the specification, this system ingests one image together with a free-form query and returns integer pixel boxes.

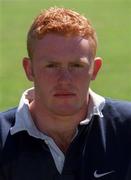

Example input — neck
[29,100,88,152]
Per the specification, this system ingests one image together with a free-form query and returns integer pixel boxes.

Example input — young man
[0,7,131,180]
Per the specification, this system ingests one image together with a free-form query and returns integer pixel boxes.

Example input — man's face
[23,33,101,116]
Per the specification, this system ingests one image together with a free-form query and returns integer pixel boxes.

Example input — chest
[1,127,130,180]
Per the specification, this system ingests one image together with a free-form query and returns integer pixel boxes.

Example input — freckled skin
[23,33,102,117]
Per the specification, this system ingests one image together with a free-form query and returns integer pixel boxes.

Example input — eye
[46,63,58,68]
[71,63,84,68]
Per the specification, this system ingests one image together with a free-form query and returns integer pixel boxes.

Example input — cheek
[75,71,92,97]
[34,67,54,81]
[34,70,57,91]
[74,70,92,85]
[78,77,90,90]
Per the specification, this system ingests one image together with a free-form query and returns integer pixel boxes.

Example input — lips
[54,91,76,97]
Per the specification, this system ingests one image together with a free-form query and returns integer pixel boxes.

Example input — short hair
[27,7,97,59]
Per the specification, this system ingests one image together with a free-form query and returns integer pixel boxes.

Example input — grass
[0,0,131,111]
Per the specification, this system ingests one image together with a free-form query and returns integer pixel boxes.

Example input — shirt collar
[10,87,105,138]
[80,89,105,125]
[10,88,49,140]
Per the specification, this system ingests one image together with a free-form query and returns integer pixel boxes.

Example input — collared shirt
[10,87,105,174]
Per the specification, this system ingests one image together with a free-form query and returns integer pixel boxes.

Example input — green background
[0,0,131,111]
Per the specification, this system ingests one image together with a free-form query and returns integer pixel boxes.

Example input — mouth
[54,92,76,98]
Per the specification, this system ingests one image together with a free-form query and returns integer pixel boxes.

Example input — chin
[51,105,80,116]
[53,111,77,116]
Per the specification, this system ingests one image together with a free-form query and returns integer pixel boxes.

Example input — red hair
[27,7,97,59]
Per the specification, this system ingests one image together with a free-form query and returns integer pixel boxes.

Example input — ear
[23,57,34,81]
[91,57,102,80]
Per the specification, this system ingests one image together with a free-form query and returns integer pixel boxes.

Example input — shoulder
[0,108,17,148]
[0,107,17,125]
[103,98,131,118]
[102,98,131,132]
[0,107,17,117]
[0,107,17,132]
[102,98,131,142]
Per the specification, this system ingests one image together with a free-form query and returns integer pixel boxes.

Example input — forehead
[32,33,92,61]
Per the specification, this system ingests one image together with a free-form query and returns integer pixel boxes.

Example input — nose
[57,67,72,83]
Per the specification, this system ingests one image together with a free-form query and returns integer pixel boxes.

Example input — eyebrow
[44,59,61,64]
[38,55,89,64]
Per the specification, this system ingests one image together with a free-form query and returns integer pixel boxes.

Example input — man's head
[27,7,97,60]
[23,7,102,117]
